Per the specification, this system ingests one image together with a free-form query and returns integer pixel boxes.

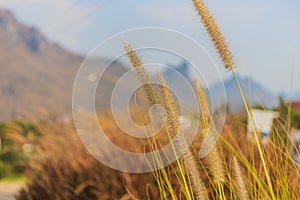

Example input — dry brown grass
[15,121,160,200]
[12,114,300,200]
[232,156,249,200]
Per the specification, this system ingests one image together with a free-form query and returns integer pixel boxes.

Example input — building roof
[291,101,300,111]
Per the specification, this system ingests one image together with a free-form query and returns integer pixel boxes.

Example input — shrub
[16,123,159,200]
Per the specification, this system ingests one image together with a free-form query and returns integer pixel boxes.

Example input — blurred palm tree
[8,121,41,145]
[0,122,7,152]
[0,121,41,178]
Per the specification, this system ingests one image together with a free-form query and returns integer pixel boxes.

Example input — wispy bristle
[157,72,180,136]
[185,150,209,200]
[123,41,157,105]
[157,72,208,200]
[206,147,225,184]
[233,156,249,200]
[194,79,225,184]
[194,79,211,127]
[192,0,235,70]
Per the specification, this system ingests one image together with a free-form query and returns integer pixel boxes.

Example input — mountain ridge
[0,7,127,121]
[0,8,294,120]
[208,73,278,111]
[163,61,279,111]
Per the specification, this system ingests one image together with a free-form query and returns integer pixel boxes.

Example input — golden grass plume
[157,72,208,200]
[123,41,157,105]
[194,79,225,184]
[192,0,235,70]
[233,156,249,200]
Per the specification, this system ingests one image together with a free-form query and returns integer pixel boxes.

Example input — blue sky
[1,0,300,95]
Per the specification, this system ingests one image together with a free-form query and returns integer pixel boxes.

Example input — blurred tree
[0,123,6,151]
[252,104,266,110]
[0,121,41,178]
[292,111,300,129]
[278,96,288,118]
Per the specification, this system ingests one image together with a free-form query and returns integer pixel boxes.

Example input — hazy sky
[1,0,300,94]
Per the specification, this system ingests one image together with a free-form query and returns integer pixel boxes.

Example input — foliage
[0,121,40,178]
[16,123,159,200]
[292,111,300,129]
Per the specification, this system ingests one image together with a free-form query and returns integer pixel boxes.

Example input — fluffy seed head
[233,156,249,200]
[192,0,235,70]
[157,72,180,136]
[194,79,225,184]
[157,72,208,200]
[206,146,225,184]
[123,41,157,105]
[194,79,211,130]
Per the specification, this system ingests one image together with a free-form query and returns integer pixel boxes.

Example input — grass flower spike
[192,0,235,70]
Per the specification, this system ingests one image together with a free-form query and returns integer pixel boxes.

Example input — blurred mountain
[162,61,278,112]
[0,8,283,120]
[163,61,193,83]
[208,74,278,111]
[0,9,126,121]
[161,61,196,110]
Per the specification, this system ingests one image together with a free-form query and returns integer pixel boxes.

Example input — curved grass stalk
[157,72,208,200]
[191,0,276,197]
[124,42,197,199]
[232,71,275,199]
[194,79,226,200]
